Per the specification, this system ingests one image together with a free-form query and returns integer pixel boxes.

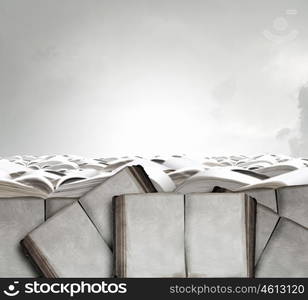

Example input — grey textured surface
[185,193,248,277]
[256,218,308,277]
[123,193,186,277]
[0,197,44,277]
[277,185,308,228]
[246,188,277,212]
[79,168,145,247]
[255,204,279,263]
[28,201,113,277]
[45,198,76,218]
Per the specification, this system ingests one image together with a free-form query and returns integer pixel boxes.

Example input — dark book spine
[20,236,58,278]
[129,165,157,193]
[113,195,126,277]
[245,195,256,278]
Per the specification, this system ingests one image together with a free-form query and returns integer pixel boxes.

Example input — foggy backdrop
[0,0,308,158]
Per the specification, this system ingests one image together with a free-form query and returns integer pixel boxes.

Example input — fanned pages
[49,159,172,198]
[254,159,307,177]
[237,168,308,191]
[175,168,261,194]
[185,193,256,277]
[0,180,49,198]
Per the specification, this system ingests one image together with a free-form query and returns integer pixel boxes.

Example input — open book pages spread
[0,154,307,277]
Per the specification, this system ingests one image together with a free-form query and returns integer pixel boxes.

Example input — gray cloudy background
[0,0,308,158]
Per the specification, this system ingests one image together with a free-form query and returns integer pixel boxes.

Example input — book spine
[113,195,126,277]
[20,236,58,278]
[245,195,256,278]
[129,165,157,193]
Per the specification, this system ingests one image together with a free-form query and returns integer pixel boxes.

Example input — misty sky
[0,0,308,158]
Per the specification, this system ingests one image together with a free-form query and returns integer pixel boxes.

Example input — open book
[237,168,308,191]
[114,192,256,277]
[175,168,261,194]
[49,158,174,198]
[254,159,308,177]
[21,166,156,277]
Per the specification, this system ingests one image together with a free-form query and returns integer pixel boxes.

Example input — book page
[123,193,185,277]
[185,193,248,277]
[176,168,261,193]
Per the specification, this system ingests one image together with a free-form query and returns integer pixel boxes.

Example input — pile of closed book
[0,154,307,278]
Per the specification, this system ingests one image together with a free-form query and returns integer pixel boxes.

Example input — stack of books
[0,154,307,277]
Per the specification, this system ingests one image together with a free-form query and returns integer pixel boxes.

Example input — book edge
[113,195,126,277]
[128,165,157,193]
[20,235,58,278]
[245,194,256,278]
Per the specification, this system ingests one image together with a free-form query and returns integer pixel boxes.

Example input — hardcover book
[114,192,256,278]
[21,166,156,277]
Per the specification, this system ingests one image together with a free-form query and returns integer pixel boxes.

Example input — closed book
[21,166,156,277]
